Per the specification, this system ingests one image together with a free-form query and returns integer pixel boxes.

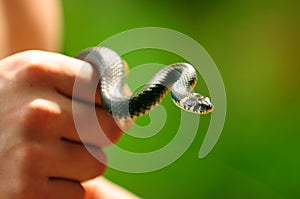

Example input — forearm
[0,0,62,57]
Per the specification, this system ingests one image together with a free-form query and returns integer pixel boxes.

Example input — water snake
[76,47,213,119]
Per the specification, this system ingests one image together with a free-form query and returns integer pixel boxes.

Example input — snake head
[182,93,214,114]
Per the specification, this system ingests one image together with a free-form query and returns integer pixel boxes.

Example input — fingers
[70,99,124,146]
[9,50,102,105]
[18,101,107,182]
[21,88,124,148]
[1,137,93,199]
[45,140,106,182]
[70,90,134,146]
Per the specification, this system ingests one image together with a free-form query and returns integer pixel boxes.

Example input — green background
[62,0,300,198]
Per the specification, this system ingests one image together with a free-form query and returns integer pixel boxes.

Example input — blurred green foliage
[62,0,300,198]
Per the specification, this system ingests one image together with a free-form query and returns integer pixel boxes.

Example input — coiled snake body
[76,47,213,119]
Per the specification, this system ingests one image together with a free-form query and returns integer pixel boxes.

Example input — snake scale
[76,47,214,119]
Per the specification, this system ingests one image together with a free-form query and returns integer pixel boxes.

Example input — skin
[0,0,138,198]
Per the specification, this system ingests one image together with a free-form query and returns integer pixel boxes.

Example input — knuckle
[19,99,62,134]
[15,50,52,81]
[22,99,61,122]
[21,50,44,60]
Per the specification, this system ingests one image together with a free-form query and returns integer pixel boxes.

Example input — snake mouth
[177,94,214,115]
[201,104,214,114]
[190,104,214,114]
[200,96,214,114]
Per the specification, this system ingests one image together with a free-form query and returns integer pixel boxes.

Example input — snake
[76,47,214,119]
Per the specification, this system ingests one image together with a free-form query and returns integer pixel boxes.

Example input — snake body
[76,47,213,119]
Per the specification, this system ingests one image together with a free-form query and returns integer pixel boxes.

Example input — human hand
[0,50,132,198]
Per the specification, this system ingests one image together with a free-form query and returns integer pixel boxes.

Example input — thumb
[82,176,140,199]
